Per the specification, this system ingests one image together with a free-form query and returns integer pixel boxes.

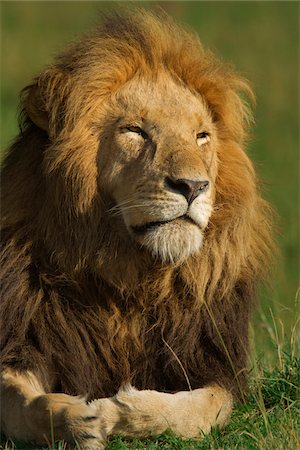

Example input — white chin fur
[139,221,203,264]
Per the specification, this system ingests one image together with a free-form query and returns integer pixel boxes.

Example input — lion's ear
[25,84,49,132]
[24,68,70,136]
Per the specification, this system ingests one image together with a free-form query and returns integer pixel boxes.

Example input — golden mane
[1,9,273,404]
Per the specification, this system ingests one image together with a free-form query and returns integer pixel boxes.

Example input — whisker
[110,203,156,217]
[106,198,157,217]
[106,198,136,213]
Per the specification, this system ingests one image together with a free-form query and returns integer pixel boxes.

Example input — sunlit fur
[104,73,216,264]
[1,8,273,422]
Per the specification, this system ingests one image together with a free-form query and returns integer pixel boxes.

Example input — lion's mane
[1,10,273,400]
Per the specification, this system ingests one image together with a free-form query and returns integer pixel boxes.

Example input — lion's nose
[166,177,209,205]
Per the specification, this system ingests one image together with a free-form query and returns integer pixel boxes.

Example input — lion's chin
[132,218,203,264]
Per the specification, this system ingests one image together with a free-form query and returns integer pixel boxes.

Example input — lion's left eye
[125,126,148,140]
[196,131,210,147]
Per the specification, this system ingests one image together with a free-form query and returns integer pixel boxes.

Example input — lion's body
[1,9,273,449]
[1,227,253,400]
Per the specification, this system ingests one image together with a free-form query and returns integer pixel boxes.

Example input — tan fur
[1,368,106,449]
[1,9,273,448]
[93,384,233,438]
[1,368,232,449]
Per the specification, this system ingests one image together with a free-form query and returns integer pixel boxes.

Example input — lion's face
[99,74,218,263]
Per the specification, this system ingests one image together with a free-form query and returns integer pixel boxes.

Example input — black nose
[166,177,209,205]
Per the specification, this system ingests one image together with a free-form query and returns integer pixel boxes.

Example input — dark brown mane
[1,9,273,402]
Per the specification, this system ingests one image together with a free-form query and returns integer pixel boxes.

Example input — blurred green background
[1,2,299,361]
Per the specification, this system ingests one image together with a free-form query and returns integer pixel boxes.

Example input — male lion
[1,9,273,450]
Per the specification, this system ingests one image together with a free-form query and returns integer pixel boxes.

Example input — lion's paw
[28,393,107,449]
[90,384,233,440]
[65,399,107,449]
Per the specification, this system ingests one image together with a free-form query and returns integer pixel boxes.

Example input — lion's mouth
[131,215,196,235]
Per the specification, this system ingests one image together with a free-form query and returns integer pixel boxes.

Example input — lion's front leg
[92,384,233,439]
[1,368,106,449]
[1,369,232,447]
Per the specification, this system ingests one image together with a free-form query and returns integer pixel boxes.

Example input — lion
[0,9,273,450]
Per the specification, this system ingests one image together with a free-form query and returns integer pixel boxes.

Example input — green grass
[1,2,299,449]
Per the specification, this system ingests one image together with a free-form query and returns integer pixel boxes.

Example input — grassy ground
[1,2,299,449]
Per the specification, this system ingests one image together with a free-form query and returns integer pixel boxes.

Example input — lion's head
[2,9,272,294]
[95,73,218,263]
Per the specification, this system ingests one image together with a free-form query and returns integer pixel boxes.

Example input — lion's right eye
[196,131,210,147]
[126,126,142,134]
[125,126,148,140]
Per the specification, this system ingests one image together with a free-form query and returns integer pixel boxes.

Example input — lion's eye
[125,126,148,140]
[196,131,210,147]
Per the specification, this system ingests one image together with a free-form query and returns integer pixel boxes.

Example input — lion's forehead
[116,74,212,132]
